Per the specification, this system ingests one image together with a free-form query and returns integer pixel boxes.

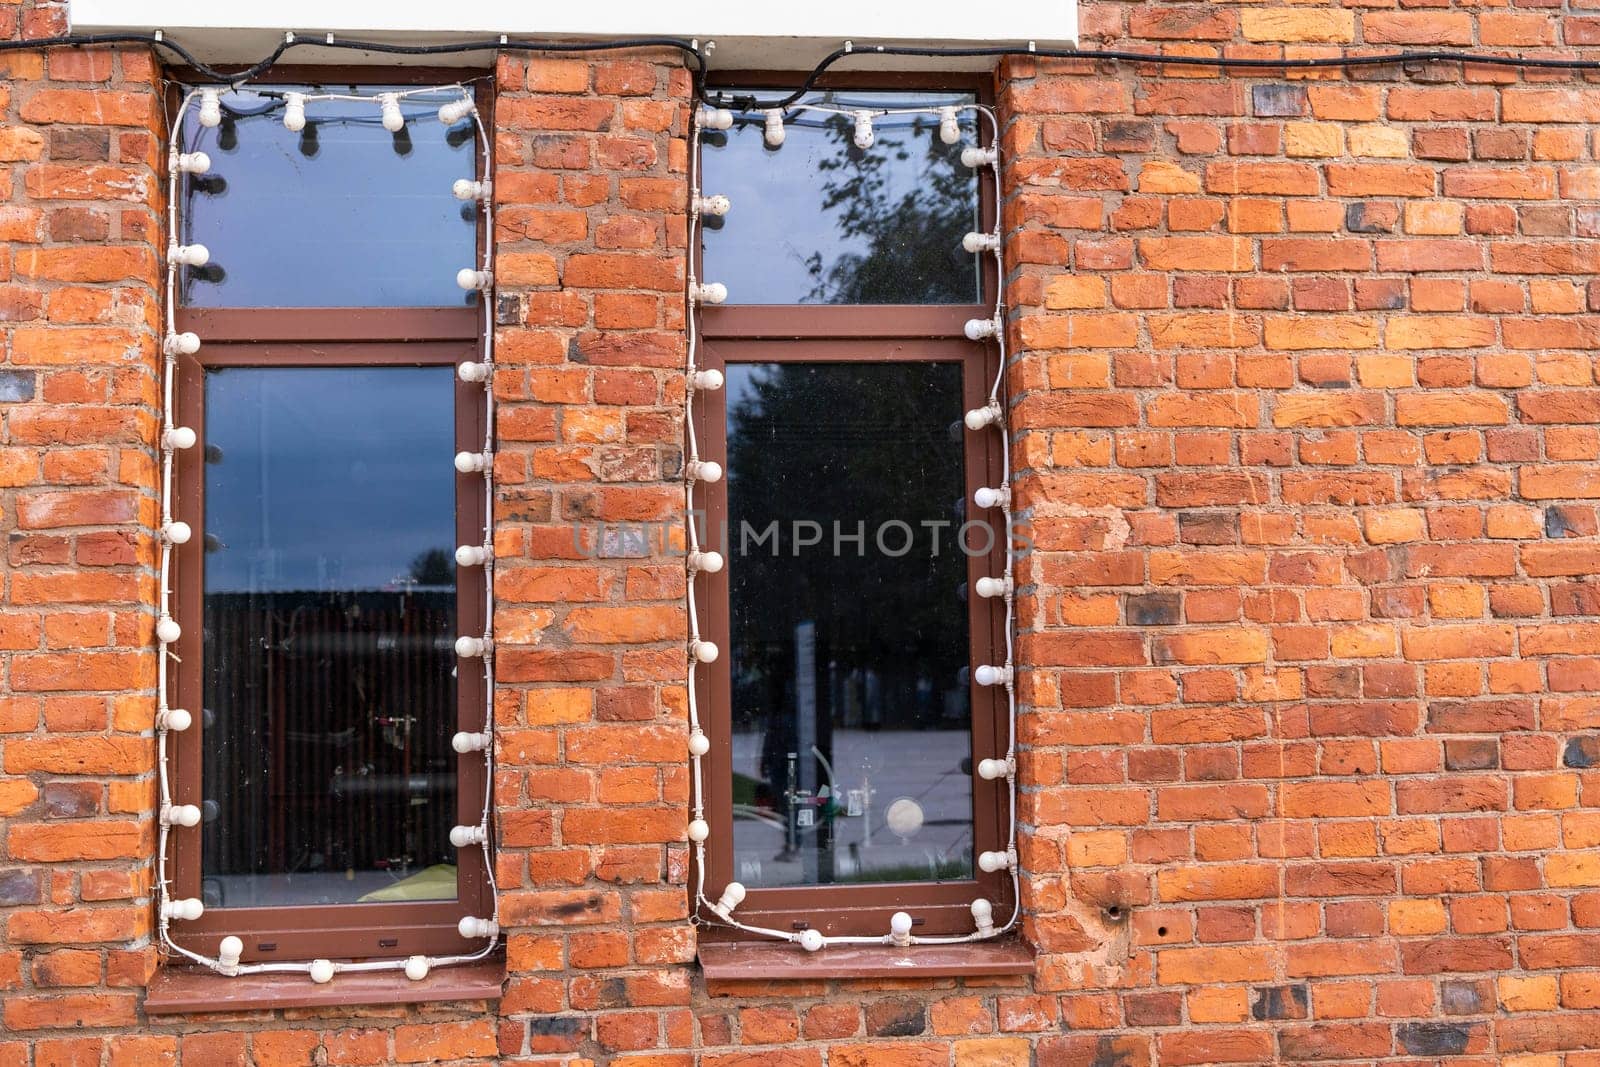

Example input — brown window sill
[144,958,503,1014]
[699,937,1034,982]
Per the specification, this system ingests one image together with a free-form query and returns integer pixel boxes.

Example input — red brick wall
[1,1,1599,1064]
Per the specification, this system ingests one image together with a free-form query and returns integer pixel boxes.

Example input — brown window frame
[164,69,494,963]
[693,72,1014,940]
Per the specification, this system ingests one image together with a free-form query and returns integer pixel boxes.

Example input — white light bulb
[163,426,197,451]
[218,935,243,969]
[852,111,875,150]
[700,107,733,131]
[455,544,491,567]
[964,402,1002,431]
[308,959,335,984]
[973,486,1010,510]
[975,576,1012,599]
[971,898,995,934]
[977,757,1010,780]
[156,615,181,644]
[169,243,210,267]
[163,332,201,357]
[454,451,491,474]
[161,521,192,545]
[458,916,498,939]
[978,850,1012,873]
[686,460,722,483]
[798,929,825,952]
[453,178,490,201]
[965,317,999,342]
[163,897,204,921]
[938,106,961,146]
[452,730,490,754]
[282,92,306,132]
[687,729,710,757]
[693,194,730,217]
[690,282,727,305]
[174,151,211,174]
[439,95,475,125]
[961,145,998,169]
[157,707,192,732]
[164,803,202,827]
[687,819,710,842]
[962,232,1000,255]
[197,89,221,128]
[763,109,786,148]
[457,360,490,383]
[379,93,404,133]
[405,955,431,981]
[688,550,723,574]
[889,911,913,946]
[713,882,745,917]
[455,636,488,659]
[450,824,486,848]
[690,640,719,664]
[692,368,724,391]
[456,268,492,291]
[974,664,1012,687]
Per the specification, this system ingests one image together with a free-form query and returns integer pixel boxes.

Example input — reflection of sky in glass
[181,87,476,307]
[203,367,455,593]
[702,90,982,305]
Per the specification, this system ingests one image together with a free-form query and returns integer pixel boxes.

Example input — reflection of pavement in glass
[204,869,455,908]
[731,727,973,888]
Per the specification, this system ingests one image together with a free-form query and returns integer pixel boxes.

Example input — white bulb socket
[163,426,197,451]
[687,819,710,843]
[691,282,727,305]
[692,368,724,391]
[700,107,734,131]
[978,850,1013,873]
[974,486,1010,510]
[163,897,204,921]
[938,107,961,146]
[963,231,1000,255]
[453,178,490,201]
[157,707,192,732]
[687,729,711,757]
[450,824,487,848]
[405,955,431,981]
[156,615,182,644]
[971,898,995,934]
[174,151,211,175]
[452,730,490,754]
[975,576,1013,599]
[457,361,490,383]
[965,317,1000,342]
[977,757,1011,780]
[455,544,492,567]
[454,450,491,474]
[308,959,335,984]
[763,109,786,148]
[713,882,746,917]
[889,910,913,946]
[455,636,489,659]
[686,460,723,484]
[964,401,1002,431]
[690,640,719,664]
[458,916,498,940]
[852,111,875,150]
[163,332,201,357]
[197,89,221,128]
[688,550,723,574]
[379,93,404,133]
[694,194,731,217]
[457,268,492,291]
[217,935,243,970]
[439,96,476,125]
[962,145,998,169]
[282,92,306,132]
[163,803,202,827]
[798,929,825,952]
[169,244,210,267]
[161,521,193,546]
[974,664,1013,687]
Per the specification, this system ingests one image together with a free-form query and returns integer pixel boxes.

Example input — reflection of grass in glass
[837,857,971,884]
[732,773,761,808]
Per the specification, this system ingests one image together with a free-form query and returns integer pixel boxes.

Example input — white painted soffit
[69,0,1078,72]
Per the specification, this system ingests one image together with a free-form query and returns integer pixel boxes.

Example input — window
[692,80,1014,939]
[162,75,492,964]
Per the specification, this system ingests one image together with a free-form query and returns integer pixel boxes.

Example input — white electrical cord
[684,101,1020,950]
[155,83,500,982]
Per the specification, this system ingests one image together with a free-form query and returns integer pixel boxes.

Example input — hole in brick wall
[1105,905,1122,921]
[1156,926,1167,937]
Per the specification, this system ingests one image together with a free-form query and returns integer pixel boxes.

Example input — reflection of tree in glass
[408,547,453,587]
[804,112,977,304]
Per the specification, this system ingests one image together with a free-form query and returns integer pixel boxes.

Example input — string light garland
[683,99,1021,951]
[154,83,500,984]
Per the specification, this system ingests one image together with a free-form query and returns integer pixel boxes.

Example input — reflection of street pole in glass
[794,621,818,884]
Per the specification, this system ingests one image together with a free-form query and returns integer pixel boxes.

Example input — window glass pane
[702,90,982,305]
[724,361,974,887]
[180,86,477,307]
[200,367,459,907]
